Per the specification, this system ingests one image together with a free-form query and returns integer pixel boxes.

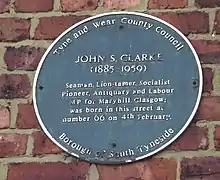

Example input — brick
[195,0,220,8]
[0,134,27,157]
[7,162,89,180]
[148,0,187,9]
[153,12,209,35]
[199,52,220,64]
[16,103,38,129]
[34,16,89,40]
[169,126,208,150]
[191,40,220,64]
[214,126,220,150]
[0,18,30,42]
[32,132,62,155]
[0,106,10,129]
[214,11,220,34]
[4,46,45,71]
[98,158,176,180]
[0,0,10,13]
[0,74,30,99]
[203,68,213,93]
[181,157,220,180]
[61,0,99,12]
[191,40,220,54]
[195,96,220,121]
[14,0,53,12]
[104,0,140,9]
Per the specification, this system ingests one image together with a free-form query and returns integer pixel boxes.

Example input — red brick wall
[0,0,219,179]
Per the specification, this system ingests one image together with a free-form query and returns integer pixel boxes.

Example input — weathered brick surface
[4,46,45,71]
[191,40,220,54]
[169,126,208,150]
[14,0,53,12]
[0,18,30,42]
[7,162,89,180]
[0,134,28,157]
[191,40,220,64]
[0,106,10,129]
[34,16,89,40]
[199,52,220,64]
[0,0,10,13]
[32,132,62,155]
[16,103,38,129]
[195,0,220,8]
[98,158,177,180]
[149,0,187,9]
[0,74,30,99]
[203,68,213,93]
[214,126,220,150]
[181,157,220,180]
[61,0,99,12]
[104,0,140,9]
[195,96,220,121]
[153,12,209,35]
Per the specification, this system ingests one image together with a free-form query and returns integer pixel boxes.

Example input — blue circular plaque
[33,12,202,164]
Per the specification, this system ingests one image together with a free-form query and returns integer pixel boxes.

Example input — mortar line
[9,0,15,14]
[26,135,34,155]
[202,64,220,68]
[88,164,99,180]
[98,0,104,8]
[196,122,208,128]
[188,33,218,40]
[0,128,40,134]
[208,10,217,35]
[213,68,220,93]
[156,150,220,158]
[0,69,36,75]
[212,91,220,96]
[208,124,215,150]
[136,0,147,11]
[53,0,61,11]
[203,64,216,68]
[197,121,220,126]
[0,154,78,164]
[0,40,52,48]
[0,99,29,104]
[0,47,7,71]
[0,100,11,107]
[30,18,40,39]
[0,165,8,180]
[176,158,181,180]
[27,73,35,103]
[9,100,18,129]
[188,0,195,8]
